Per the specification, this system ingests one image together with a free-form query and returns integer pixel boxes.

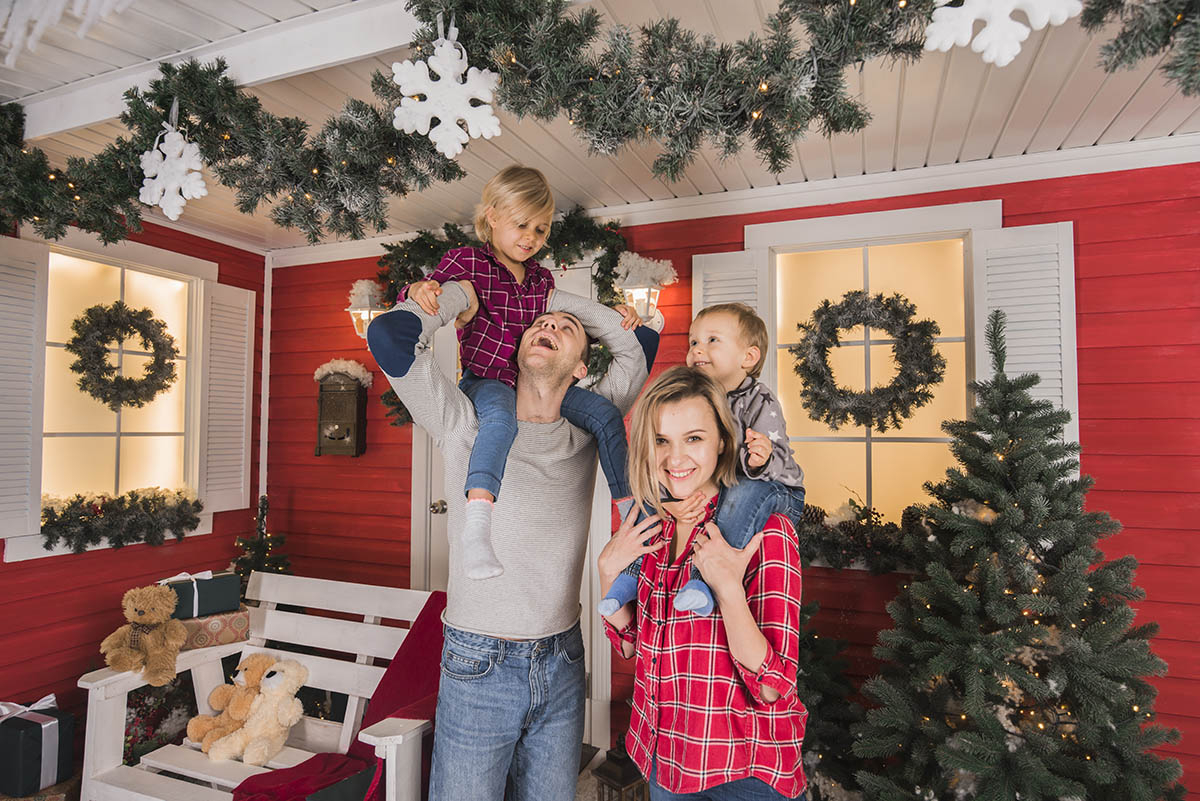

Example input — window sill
[2,513,214,562]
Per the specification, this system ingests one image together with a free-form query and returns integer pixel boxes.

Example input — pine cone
[802,504,827,527]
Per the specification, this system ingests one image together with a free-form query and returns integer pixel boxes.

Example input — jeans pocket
[441,644,495,681]
[557,635,585,665]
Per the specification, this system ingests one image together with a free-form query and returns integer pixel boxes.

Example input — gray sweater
[375,283,647,639]
[728,377,805,489]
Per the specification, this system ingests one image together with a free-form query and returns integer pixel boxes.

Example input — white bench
[78,571,435,801]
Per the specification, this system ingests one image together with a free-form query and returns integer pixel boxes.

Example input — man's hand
[454,280,480,328]
[613,304,641,330]
[408,280,442,315]
[745,428,772,470]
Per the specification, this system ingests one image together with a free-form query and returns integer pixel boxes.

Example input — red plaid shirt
[604,497,807,797]
[402,244,555,388]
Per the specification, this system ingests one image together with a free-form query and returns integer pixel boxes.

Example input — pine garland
[41,488,203,553]
[1082,0,1200,96]
[64,301,179,412]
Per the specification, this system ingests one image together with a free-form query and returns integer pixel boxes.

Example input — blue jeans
[648,759,807,800]
[429,622,586,801]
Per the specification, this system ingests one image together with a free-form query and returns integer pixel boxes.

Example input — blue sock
[598,572,638,617]
[674,578,715,616]
[366,309,423,378]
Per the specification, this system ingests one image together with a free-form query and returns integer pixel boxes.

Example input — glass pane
[868,239,965,338]
[869,342,967,437]
[871,442,959,521]
[794,441,867,515]
[43,347,117,433]
[777,345,867,438]
[776,247,864,344]
[119,435,185,494]
[43,436,116,497]
[121,353,186,433]
[46,254,120,343]
[125,270,189,351]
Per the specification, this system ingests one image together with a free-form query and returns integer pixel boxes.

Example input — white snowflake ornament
[392,16,501,159]
[924,0,1083,68]
[139,123,207,221]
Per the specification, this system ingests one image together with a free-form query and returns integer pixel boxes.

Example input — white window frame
[6,228,223,561]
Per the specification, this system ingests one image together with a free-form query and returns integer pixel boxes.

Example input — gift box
[180,605,251,651]
[0,697,75,798]
[0,774,79,801]
[159,570,241,620]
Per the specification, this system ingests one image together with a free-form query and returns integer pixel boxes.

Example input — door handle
[429,499,448,514]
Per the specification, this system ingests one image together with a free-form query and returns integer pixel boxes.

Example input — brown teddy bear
[208,659,308,766]
[99,585,187,687]
[186,652,277,753]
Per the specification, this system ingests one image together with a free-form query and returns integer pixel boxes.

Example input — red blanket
[232,591,447,801]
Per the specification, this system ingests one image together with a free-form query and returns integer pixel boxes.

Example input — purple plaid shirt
[402,244,555,388]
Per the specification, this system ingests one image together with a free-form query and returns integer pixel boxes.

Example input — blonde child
[405,165,656,579]
[598,302,804,616]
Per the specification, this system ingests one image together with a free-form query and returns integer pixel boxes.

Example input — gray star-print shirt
[727,377,805,489]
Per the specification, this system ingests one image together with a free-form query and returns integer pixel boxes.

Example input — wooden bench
[78,571,435,801]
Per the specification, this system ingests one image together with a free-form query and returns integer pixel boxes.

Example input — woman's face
[654,396,723,502]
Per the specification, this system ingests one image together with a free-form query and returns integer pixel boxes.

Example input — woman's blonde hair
[473,165,555,243]
[628,366,739,520]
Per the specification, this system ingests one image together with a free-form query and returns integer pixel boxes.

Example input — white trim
[745,200,1002,251]
[140,214,268,257]
[19,0,420,140]
[3,514,214,562]
[269,231,418,269]
[587,133,1200,229]
[259,252,274,498]
[19,225,219,281]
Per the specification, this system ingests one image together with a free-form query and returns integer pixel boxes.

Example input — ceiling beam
[18,0,419,141]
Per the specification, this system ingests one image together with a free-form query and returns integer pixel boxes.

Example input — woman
[599,366,807,801]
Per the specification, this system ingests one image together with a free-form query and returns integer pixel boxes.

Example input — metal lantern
[346,278,387,338]
[592,736,648,801]
[346,301,387,338]
[619,286,664,331]
[315,372,367,456]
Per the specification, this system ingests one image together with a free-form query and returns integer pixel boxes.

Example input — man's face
[517,311,588,383]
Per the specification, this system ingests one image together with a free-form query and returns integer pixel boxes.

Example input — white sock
[462,499,503,579]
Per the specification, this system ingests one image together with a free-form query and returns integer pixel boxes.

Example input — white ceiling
[16,0,1200,252]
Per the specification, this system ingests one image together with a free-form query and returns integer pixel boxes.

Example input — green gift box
[160,571,241,620]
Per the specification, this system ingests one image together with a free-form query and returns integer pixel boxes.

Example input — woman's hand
[692,522,765,602]
[408,280,443,315]
[597,507,663,591]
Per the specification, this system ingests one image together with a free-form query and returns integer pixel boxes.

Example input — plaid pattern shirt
[402,244,555,388]
[604,497,807,797]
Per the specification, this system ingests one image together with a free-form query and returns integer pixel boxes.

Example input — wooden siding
[0,222,264,763]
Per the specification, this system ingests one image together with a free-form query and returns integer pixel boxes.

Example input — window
[42,252,196,499]
[774,239,967,520]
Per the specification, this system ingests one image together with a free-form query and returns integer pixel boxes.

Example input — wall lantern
[347,278,387,339]
[313,359,373,456]
[592,735,648,801]
[614,252,677,332]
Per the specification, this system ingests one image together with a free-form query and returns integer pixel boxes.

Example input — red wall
[267,162,1199,792]
[0,222,265,758]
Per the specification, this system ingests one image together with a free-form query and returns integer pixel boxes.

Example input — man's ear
[572,361,589,382]
[742,345,761,371]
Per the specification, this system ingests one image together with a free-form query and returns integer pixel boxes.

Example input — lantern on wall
[614,252,677,332]
[313,359,373,456]
[592,735,648,801]
[346,278,387,339]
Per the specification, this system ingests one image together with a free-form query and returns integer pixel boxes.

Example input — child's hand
[745,428,772,469]
[613,304,641,330]
[408,280,442,315]
[598,507,663,588]
[662,490,708,531]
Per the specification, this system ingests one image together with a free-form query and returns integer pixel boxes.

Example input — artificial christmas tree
[233,495,291,594]
[853,311,1185,801]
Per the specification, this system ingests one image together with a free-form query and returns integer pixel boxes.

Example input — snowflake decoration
[924,0,1083,68]
[138,123,207,221]
[391,17,501,159]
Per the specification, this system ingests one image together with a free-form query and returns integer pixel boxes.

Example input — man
[367,281,651,800]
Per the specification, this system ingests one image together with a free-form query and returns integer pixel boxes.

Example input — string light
[759,81,769,92]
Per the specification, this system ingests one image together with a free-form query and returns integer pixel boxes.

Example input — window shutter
[199,281,255,514]
[971,222,1078,444]
[0,238,48,538]
[692,249,773,385]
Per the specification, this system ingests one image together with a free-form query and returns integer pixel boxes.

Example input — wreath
[790,291,945,433]
[65,301,180,412]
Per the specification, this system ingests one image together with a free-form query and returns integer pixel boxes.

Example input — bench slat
[239,645,385,700]
[90,766,230,801]
[246,573,428,621]
[138,744,313,789]
[247,606,408,661]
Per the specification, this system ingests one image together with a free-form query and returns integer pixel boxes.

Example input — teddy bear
[207,659,308,766]
[186,652,277,753]
[99,585,188,687]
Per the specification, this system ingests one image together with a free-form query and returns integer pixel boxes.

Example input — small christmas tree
[233,495,290,593]
[852,311,1185,801]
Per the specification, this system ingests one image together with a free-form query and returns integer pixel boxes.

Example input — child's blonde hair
[473,165,555,243]
[628,366,739,520]
[693,302,769,379]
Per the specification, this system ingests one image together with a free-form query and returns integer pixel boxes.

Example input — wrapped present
[0,695,75,798]
[180,605,250,651]
[158,570,241,619]
[0,774,79,801]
